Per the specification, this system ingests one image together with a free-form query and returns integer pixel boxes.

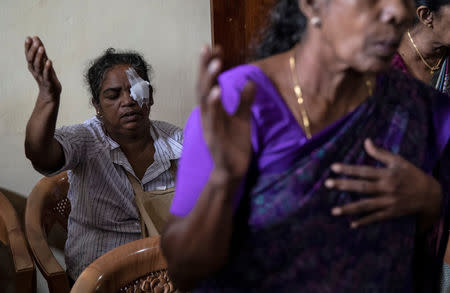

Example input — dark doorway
[210,0,276,70]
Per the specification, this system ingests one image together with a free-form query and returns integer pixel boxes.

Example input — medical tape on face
[125,67,150,108]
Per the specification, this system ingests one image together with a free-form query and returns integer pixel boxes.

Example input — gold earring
[310,17,322,27]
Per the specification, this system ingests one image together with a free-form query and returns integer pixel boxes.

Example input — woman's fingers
[197,45,211,89]
[43,59,51,82]
[331,194,410,228]
[197,46,223,106]
[364,138,398,167]
[350,210,391,228]
[25,36,38,63]
[331,163,383,179]
[325,178,380,194]
[34,47,45,73]
[331,197,392,216]
[26,37,42,68]
[202,86,222,133]
[326,139,436,229]
[201,56,221,101]
[25,36,49,79]
[24,36,61,97]
[206,86,222,121]
[24,37,32,56]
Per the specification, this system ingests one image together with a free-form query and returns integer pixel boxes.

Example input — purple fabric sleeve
[169,108,214,217]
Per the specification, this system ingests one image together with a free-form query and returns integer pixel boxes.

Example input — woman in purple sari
[391,0,450,291]
[393,0,450,94]
[162,0,450,291]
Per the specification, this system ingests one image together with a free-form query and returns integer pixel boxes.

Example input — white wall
[0,0,211,197]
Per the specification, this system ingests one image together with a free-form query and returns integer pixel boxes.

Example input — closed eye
[103,88,121,99]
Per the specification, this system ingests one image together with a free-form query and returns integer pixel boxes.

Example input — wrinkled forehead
[101,64,134,89]
[436,4,450,16]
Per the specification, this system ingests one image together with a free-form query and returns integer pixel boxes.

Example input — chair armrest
[0,192,35,292]
[8,228,35,274]
[72,236,168,293]
[25,177,70,292]
[9,228,36,293]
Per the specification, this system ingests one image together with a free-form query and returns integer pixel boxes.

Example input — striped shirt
[42,116,183,280]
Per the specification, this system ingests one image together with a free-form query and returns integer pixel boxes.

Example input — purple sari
[170,65,450,292]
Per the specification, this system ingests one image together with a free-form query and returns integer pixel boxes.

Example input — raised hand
[25,36,61,100]
[197,46,255,181]
[326,138,442,230]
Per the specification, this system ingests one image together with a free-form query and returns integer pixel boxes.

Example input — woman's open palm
[25,36,61,99]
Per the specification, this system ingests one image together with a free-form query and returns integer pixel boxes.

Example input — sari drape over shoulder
[171,65,450,292]
[392,53,450,95]
[393,52,450,293]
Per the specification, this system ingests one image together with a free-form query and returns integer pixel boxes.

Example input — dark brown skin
[327,138,442,232]
[24,36,154,180]
[398,5,450,83]
[162,0,441,289]
[329,3,450,230]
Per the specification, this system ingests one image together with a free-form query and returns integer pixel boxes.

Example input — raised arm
[160,46,255,290]
[24,36,64,173]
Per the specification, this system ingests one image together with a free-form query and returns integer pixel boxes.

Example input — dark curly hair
[254,0,306,59]
[415,0,450,10]
[85,48,153,105]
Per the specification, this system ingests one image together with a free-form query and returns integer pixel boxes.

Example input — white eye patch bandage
[125,67,150,108]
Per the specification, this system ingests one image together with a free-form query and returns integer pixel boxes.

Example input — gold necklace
[289,55,374,140]
[289,55,312,139]
[407,30,443,75]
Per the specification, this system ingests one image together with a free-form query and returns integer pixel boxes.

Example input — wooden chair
[0,191,35,293]
[71,236,179,293]
[25,172,71,293]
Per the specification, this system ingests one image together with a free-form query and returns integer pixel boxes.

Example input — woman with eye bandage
[24,37,183,283]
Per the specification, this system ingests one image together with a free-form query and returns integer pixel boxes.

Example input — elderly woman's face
[96,64,151,135]
[317,0,415,72]
[432,5,450,47]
